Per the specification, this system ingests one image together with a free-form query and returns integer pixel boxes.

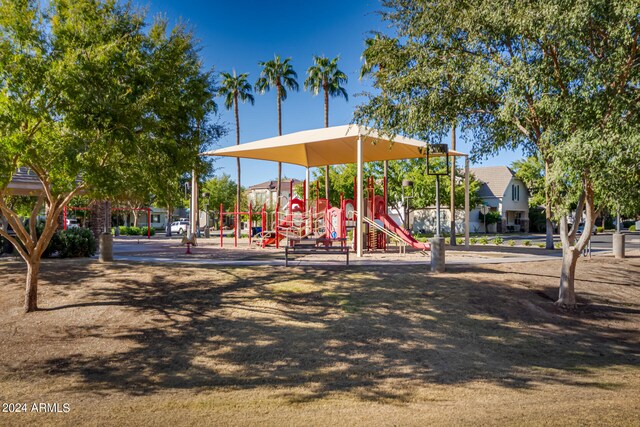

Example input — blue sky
[143,0,524,186]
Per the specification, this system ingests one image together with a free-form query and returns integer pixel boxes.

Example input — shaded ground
[0,253,639,426]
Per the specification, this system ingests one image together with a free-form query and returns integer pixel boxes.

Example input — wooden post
[220,203,223,248]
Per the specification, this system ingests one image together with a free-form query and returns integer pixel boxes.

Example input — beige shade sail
[201,124,466,167]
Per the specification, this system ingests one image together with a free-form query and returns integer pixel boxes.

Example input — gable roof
[248,179,302,191]
[469,166,515,198]
[6,167,44,195]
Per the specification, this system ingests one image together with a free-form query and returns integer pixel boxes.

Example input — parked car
[170,220,189,234]
[66,218,80,229]
[577,223,597,235]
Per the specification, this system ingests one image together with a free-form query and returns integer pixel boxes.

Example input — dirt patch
[0,254,639,425]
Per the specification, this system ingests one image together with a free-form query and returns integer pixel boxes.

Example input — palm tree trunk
[235,94,241,232]
[324,86,330,200]
[276,85,282,202]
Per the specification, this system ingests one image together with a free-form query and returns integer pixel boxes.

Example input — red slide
[377,213,431,251]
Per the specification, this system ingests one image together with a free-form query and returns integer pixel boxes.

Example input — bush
[139,226,155,236]
[507,239,516,246]
[596,226,604,233]
[57,228,97,257]
[456,237,464,245]
[493,236,503,245]
[478,236,488,245]
[629,225,636,232]
[522,240,531,246]
[554,242,562,249]
[444,237,450,245]
[536,243,545,248]
[470,237,478,244]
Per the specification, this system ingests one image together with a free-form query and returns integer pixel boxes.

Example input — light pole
[427,143,449,273]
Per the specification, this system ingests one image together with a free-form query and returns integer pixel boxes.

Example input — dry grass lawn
[0,253,639,426]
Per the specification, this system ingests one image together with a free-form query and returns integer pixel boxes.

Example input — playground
[194,125,470,264]
[0,253,638,425]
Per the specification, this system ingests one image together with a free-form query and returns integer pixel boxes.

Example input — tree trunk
[276,85,282,202]
[544,159,554,249]
[235,94,241,233]
[545,218,554,248]
[557,248,579,308]
[166,205,172,237]
[450,124,456,245]
[24,259,40,313]
[324,85,330,200]
[133,211,139,228]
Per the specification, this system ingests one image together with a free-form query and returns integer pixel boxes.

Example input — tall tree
[255,55,299,201]
[304,55,349,199]
[355,0,640,308]
[218,71,254,226]
[0,0,218,312]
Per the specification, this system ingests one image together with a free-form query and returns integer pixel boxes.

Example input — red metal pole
[147,208,151,239]
[234,203,238,248]
[63,206,67,231]
[220,203,223,248]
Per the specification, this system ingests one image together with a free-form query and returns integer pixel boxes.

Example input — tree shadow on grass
[9,260,640,402]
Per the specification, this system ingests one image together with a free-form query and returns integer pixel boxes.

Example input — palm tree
[255,55,299,201]
[305,55,348,200]
[218,70,255,219]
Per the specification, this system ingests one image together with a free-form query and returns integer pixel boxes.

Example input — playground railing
[357,212,408,254]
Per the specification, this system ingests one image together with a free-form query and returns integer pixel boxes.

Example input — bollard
[430,237,445,273]
[99,233,113,262]
[613,233,625,259]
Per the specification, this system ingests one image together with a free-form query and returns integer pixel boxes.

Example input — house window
[512,184,520,201]
[151,214,161,223]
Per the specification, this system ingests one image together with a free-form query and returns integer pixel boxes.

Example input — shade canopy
[201,125,466,167]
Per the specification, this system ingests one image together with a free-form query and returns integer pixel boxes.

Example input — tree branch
[0,228,30,262]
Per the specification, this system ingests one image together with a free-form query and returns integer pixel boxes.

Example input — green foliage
[469,237,478,244]
[528,208,547,233]
[492,236,503,245]
[57,228,97,258]
[597,226,604,233]
[522,240,531,247]
[201,174,243,211]
[554,242,562,249]
[305,55,348,126]
[456,237,464,245]
[512,156,545,208]
[478,236,488,245]
[630,225,636,232]
[536,243,546,248]
[118,226,155,236]
[444,237,450,245]
[478,211,501,225]
[40,227,96,258]
[507,240,516,247]
[355,0,640,264]
[255,55,299,101]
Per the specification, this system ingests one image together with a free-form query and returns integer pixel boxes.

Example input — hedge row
[113,226,155,236]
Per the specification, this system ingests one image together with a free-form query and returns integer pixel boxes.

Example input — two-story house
[246,179,302,210]
[469,166,530,233]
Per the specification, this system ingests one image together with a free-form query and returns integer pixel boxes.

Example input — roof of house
[6,167,43,195]
[248,179,302,191]
[469,166,516,198]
